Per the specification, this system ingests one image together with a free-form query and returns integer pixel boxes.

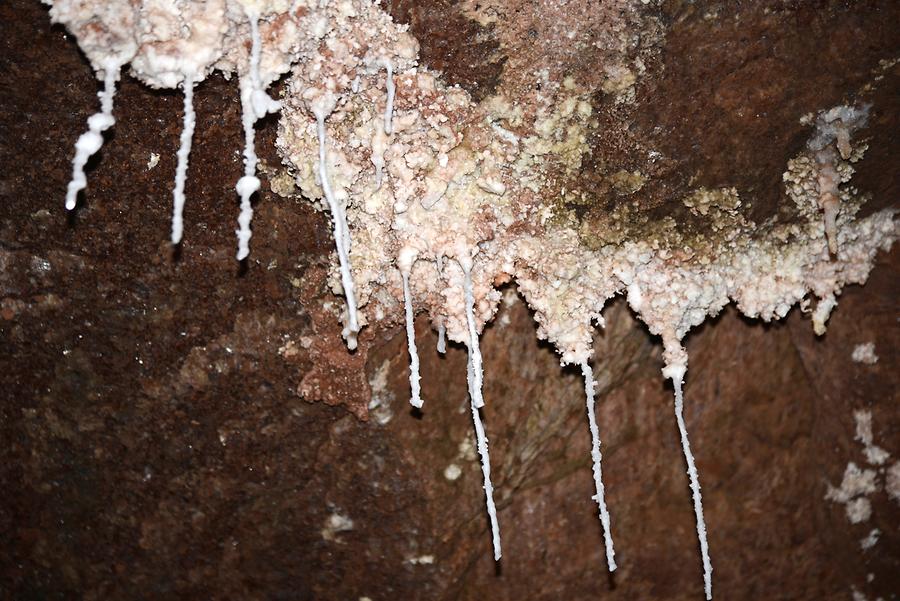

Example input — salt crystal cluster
[46,0,897,597]
[826,409,895,557]
[851,342,879,365]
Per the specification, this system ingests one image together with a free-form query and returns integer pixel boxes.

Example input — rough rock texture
[1,1,898,600]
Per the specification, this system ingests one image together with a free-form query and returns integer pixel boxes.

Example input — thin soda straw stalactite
[466,335,501,560]
[581,360,617,572]
[435,255,447,354]
[399,250,423,408]
[236,9,281,260]
[235,71,260,260]
[401,270,423,407]
[457,252,500,559]
[65,59,123,210]
[462,260,485,408]
[314,107,360,348]
[170,72,196,245]
[664,360,713,600]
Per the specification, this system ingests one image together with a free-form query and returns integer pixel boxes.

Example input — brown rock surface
[1,1,897,600]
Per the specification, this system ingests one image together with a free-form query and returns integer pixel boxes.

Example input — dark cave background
[1,1,898,599]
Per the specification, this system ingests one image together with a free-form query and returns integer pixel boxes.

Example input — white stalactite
[401,272,422,407]
[581,361,617,572]
[170,73,196,245]
[65,60,122,210]
[371,120,387,190]
[663,361,713,600]
[236,9,282,261]
[235,74,260,260]
[462,261,485,408]
[399,248,423,408]
[467,341,501,560]
[436,323,447,354]
[382,57,394,135]
[435,254,447,354]
[315,108,360,348]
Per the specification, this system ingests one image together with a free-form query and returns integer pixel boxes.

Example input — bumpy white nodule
[401,268,423,408]
[170,73,196,245]
[65,60,122,211]
[315,109,359,349]
[664,362,713,600]
[467,342,501,560]
[581,361,617,572]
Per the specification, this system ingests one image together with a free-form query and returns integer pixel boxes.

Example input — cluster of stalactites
[395,249,620,575]
[396,255,709,590]
[396,248,501,559]
[397,256,712,593]
[51,0,296,261]
[47,3,896,599]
